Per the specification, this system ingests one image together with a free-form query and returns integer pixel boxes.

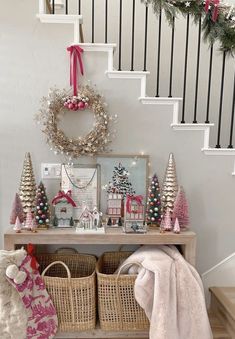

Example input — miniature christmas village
[10,152,190,234]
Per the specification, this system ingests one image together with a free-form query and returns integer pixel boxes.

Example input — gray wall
[1,0,235,274]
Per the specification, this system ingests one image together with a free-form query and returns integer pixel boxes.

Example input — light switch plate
[41,163,61,179]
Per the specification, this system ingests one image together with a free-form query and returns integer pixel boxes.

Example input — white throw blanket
[118,245,213,339]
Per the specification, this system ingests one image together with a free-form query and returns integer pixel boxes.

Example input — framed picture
[96,154,150,218]
[61,164,101,220]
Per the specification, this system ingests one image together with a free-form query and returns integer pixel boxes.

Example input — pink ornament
[78,101,85,110]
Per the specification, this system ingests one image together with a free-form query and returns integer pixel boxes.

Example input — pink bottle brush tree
[10,193,25,224]
[172,186,189,229]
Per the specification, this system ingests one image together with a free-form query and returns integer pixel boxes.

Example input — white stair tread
[37,14,83,24]
[203,148,235,156]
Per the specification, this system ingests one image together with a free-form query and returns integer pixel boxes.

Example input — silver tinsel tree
[161,153,178,214]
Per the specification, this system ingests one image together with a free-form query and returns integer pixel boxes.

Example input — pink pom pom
[68,103,74,109]
[73,104,78,110]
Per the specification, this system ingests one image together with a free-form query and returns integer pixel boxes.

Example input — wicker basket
[96,251,149,331]
[37,252,97,332]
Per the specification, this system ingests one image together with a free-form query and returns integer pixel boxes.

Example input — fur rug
[0,248,28,339]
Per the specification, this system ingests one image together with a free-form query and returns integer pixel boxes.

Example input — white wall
[0,1,235,277]
[202,253,235,307]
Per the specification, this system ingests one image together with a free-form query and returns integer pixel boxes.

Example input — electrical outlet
[41,163,61,179]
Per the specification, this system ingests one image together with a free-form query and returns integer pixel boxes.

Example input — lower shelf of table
[55,324,149,338]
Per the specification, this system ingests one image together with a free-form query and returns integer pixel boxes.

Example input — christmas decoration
[35,181,50,229]
[163,209,172,231]
[10,193,24,224]
[146,173,162,225]
[36,85,117,158]
[24,210,34,230]
[52,190,76,227]
[172,186,190,229]
[143,0,235,53]
[107,192,123,226]
[173,218,180,234]
[124,194,146,233]
[13,216,22,233]
[6,254,58,339]
[76,205,104,232]
[107,163,135,197]
[67,45,84,97]
[160,218,165,233]
[161,153,178,214]
[19,153,36,215]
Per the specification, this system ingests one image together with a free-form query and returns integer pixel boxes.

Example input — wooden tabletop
[4,226,196,245]
[4,226,196,266]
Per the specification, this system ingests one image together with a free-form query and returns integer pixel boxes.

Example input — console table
[4,227,196,339]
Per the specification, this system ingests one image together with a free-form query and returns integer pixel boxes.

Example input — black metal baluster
[168,17,175,98]
[228,72,235,148]
[92,0,95,43]
[143,3,149,72]
[216,51,227,148]
[130,0,136,71]
[65,0,68,14]
[205,44,214,123]
[193,16,201,124]
[118,0,123,71]
[105,0,108,43]
[78,0,81,14]
[52,0,55,14]
[155,8,162,97]
[181,14,190,124]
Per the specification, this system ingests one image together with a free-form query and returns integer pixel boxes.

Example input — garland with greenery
[143,0,235,54]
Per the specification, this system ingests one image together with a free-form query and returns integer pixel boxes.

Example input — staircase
[210,287,235,339]
[37,0,235,174]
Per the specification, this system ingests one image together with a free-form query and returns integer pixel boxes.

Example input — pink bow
[67,45,84,96]
[52,190,76,207]
[205,0,220,22]
[126,195,143,214]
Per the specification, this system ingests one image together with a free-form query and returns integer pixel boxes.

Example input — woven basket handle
[41,261,71,279]
[116,261,143,278]
[55,247,78,254]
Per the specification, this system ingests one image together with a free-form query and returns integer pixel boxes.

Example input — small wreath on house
[36,85,114,158]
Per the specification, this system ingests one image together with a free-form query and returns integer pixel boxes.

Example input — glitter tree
[161,153,178,214]
[24,210,34,230]
[13,216,22,233]
[146,173,162,225]
[35,181,50,228]
[173,218,180,234]
[19,152,37,215]
[172,186,189,229]
[163,209,172,231]
[107,163,135,197]
[10,193,25,224]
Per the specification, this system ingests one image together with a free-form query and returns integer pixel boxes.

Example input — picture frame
[61,163,101,221]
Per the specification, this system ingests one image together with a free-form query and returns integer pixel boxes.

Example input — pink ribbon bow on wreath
[67,45,84,96]
[52,190,77,207]
[205,0,220,22]
[126,194,143,214]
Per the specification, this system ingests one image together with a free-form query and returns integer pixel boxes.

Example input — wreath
[144,0,235,54]
[36,85,114,158]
